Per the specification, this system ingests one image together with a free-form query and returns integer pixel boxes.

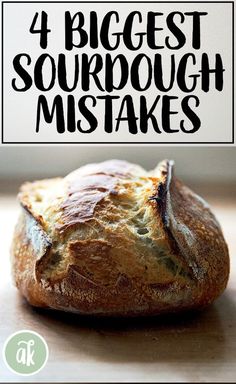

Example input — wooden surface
[0,187,236,382]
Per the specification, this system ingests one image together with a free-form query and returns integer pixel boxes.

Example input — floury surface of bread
[11,160,229,316]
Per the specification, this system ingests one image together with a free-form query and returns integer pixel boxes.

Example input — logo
[3,330,49,376]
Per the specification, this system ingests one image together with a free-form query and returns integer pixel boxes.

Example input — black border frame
[1,1,235,144]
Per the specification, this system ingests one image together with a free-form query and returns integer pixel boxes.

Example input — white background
[2,1,234,143]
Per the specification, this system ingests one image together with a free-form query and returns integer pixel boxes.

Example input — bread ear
[150,159,174,227]
[20,206,52,282]
[153,160,229,299]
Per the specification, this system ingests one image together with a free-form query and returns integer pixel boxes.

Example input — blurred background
[0,146,236,196]
[0,147,235,382]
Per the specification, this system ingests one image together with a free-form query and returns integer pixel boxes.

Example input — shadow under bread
[15,291,235,364]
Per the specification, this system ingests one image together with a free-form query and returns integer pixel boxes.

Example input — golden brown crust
[11,160,230,316]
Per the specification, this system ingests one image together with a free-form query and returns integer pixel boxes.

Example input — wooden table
[0,186,236,382]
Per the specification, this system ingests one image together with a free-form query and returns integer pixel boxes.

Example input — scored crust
[11,159,229,316]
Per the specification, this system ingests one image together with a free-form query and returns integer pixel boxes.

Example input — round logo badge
[3,330,49,376]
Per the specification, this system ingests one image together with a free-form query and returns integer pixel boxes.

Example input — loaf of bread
[11,159,229,316]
